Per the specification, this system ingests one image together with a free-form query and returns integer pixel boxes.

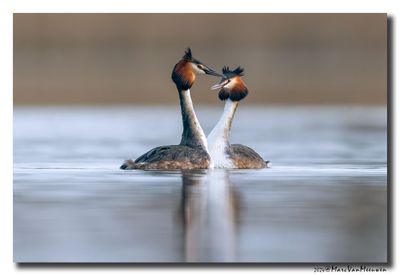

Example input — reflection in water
[179,170,239,262]
[13,107,387,262]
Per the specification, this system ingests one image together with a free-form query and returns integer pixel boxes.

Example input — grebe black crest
[207,66,269,169]
[121,48,220,170]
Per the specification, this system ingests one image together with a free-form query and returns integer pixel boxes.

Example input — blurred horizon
[14,14,387,105]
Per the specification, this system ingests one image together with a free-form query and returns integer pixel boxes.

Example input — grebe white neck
[207,100,238,168]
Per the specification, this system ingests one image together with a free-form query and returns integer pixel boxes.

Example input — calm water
[13,106,387,262]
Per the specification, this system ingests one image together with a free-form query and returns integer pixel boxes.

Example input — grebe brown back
[207,66,269,169]
[121,48,221,170]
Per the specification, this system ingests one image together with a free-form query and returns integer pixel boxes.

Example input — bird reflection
[178,170,240,262]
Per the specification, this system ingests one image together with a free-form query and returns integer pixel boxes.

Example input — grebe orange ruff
[120,48,221,170]
[207,66,269,169]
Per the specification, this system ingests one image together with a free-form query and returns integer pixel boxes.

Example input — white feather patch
[207,100,237,168]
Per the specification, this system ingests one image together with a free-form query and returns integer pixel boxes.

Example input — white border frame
[1,1,397,274]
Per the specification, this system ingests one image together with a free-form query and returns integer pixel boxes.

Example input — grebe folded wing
[228,144,267,169]
[121,145,210,170]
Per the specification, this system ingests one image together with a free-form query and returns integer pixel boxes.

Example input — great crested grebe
[207,66,269,169]
[120,48,221,170]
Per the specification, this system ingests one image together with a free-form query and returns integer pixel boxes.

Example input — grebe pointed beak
[211,78,229,90]
[211,82,225,90]
[203,67,223,77]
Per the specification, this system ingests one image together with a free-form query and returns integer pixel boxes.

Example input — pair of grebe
[120,48,268,170]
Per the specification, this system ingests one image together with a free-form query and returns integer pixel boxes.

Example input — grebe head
[211,66,248,101]
[172,48,221,91]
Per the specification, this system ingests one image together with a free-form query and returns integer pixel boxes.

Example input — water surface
[14,106,387,262]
